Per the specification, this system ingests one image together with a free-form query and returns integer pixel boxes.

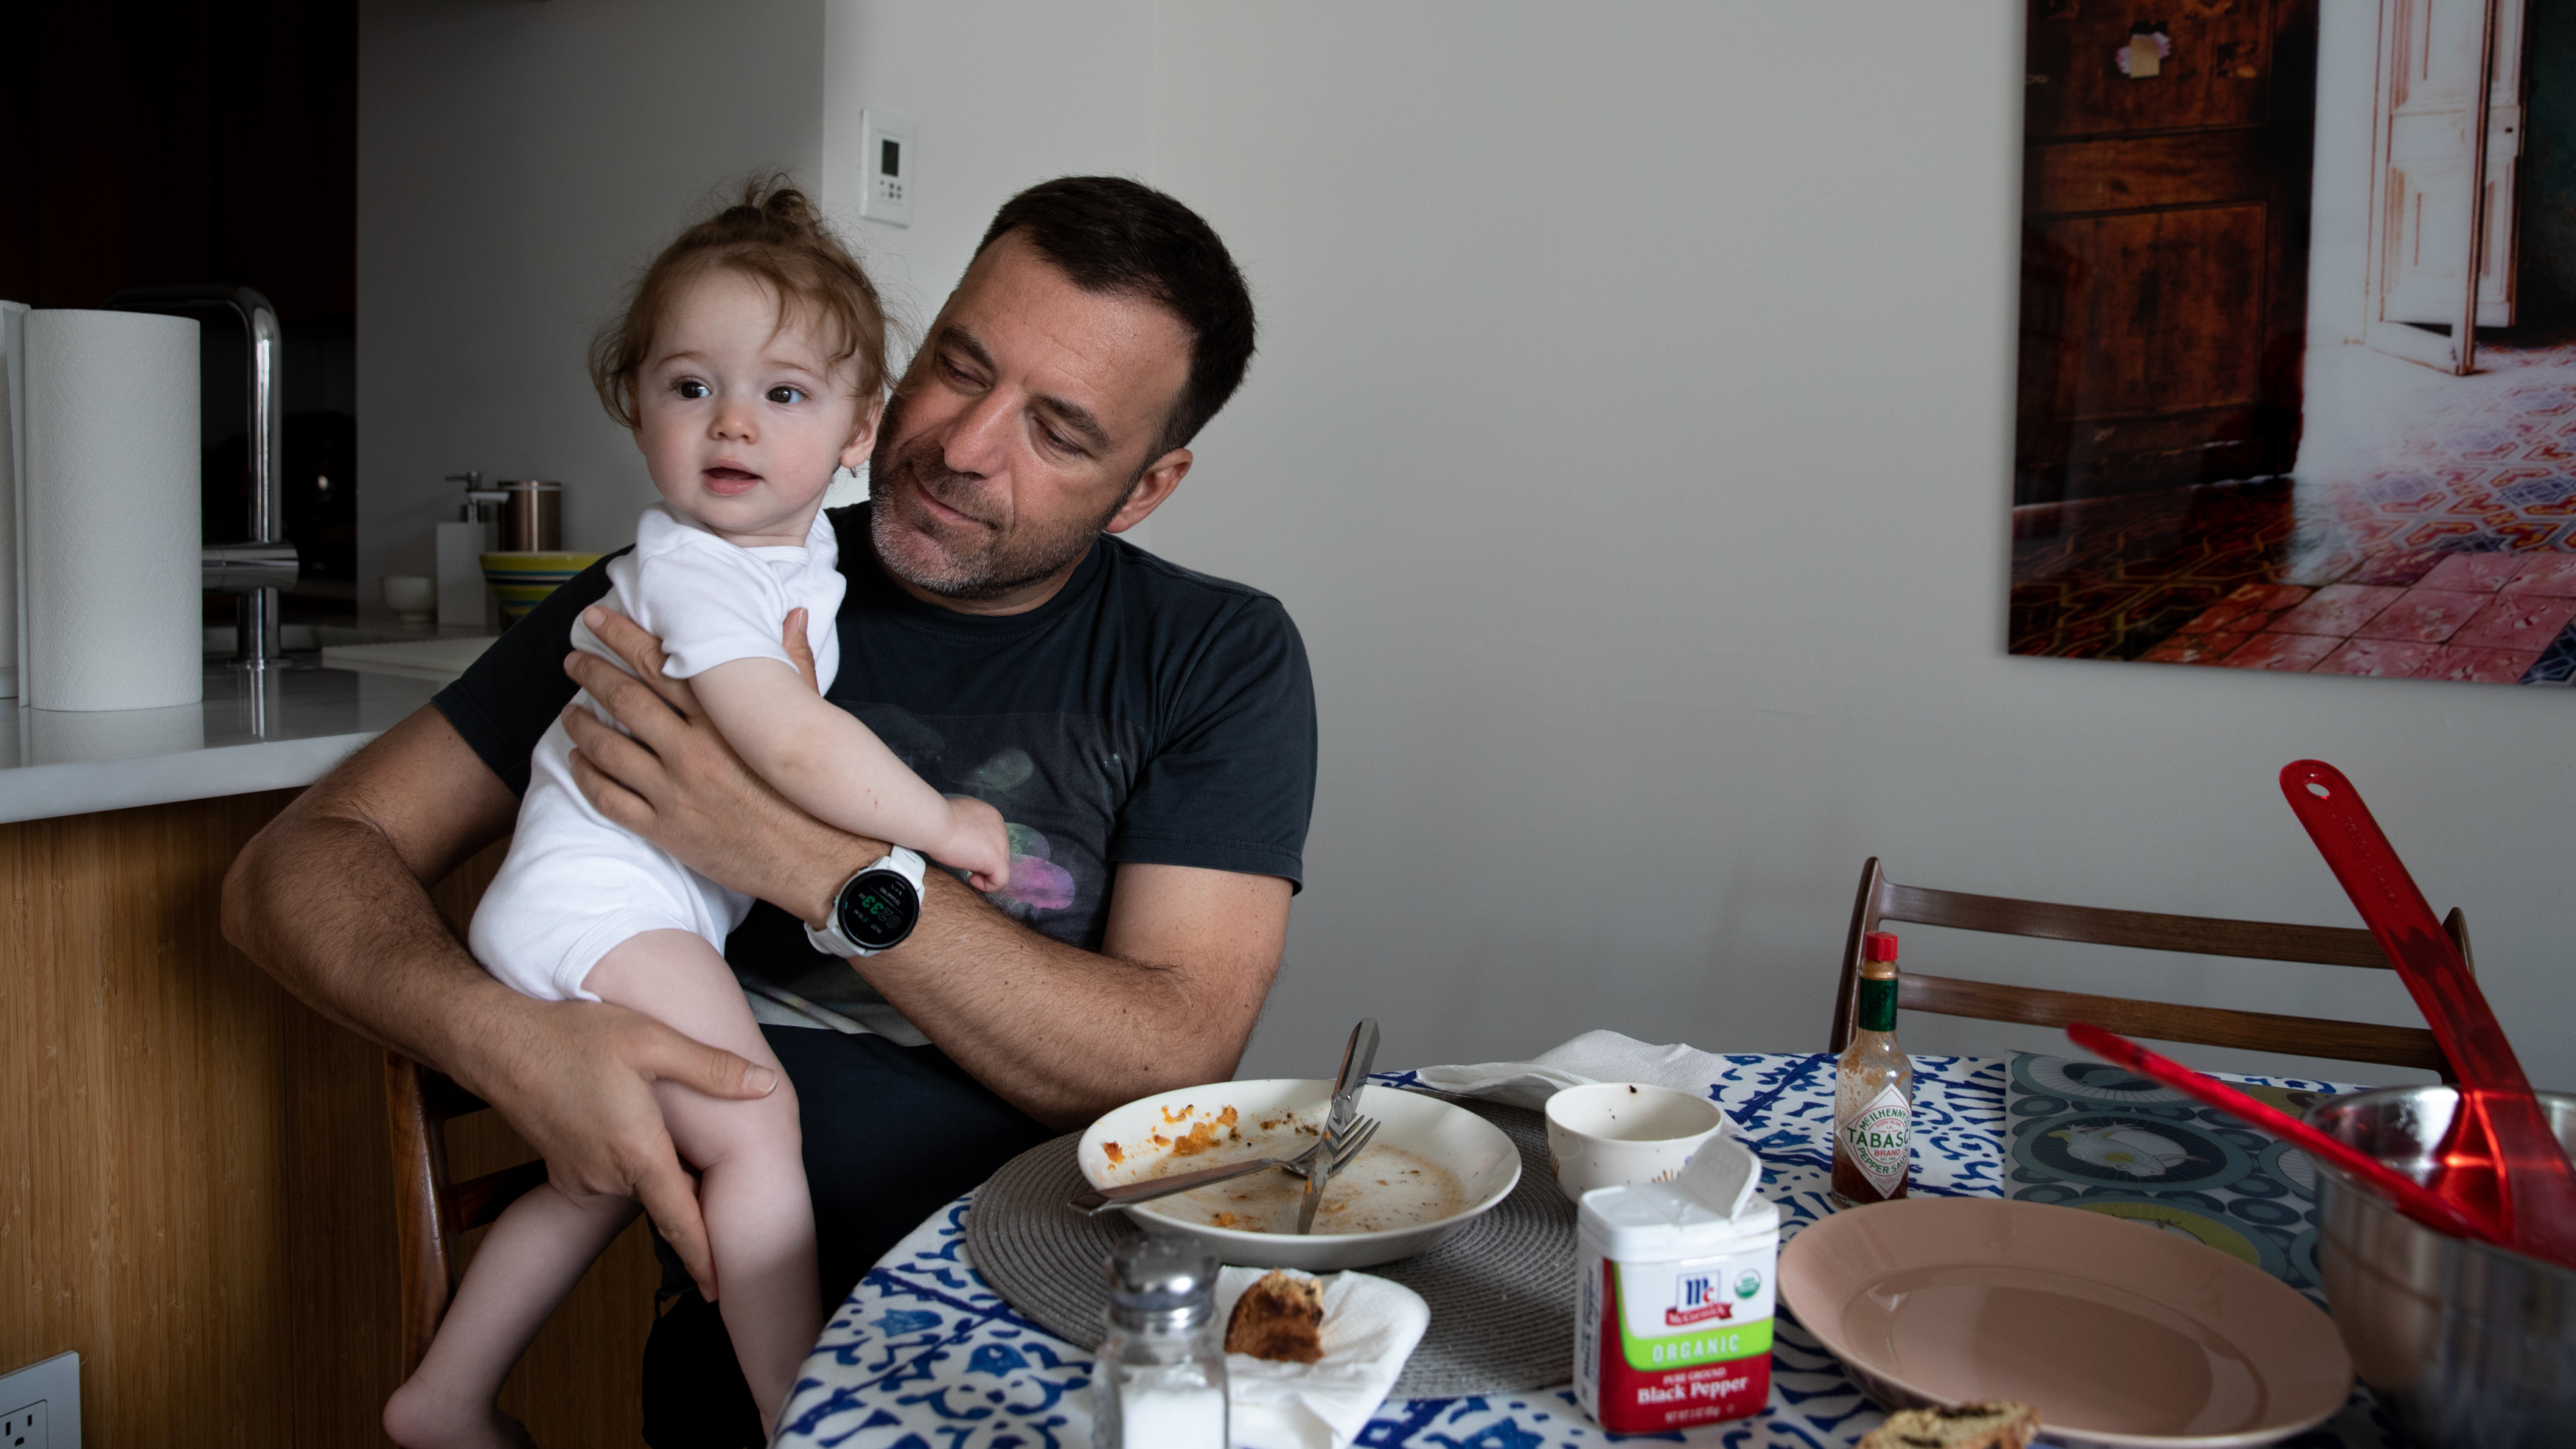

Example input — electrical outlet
[0,1353,76,1449]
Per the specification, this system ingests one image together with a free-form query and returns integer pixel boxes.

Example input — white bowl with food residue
[1078,1078,1521,1271]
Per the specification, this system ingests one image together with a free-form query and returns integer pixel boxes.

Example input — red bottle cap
[1863,932,1899,963]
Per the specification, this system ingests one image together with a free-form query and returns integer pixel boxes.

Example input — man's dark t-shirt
[435,503,1318,1022]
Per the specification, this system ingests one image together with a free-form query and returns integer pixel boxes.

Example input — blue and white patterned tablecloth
[773,1052,2410,1448]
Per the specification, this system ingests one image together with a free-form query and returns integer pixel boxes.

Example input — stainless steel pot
[2307,1086,2576,1449]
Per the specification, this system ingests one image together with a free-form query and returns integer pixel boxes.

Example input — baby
[384,184,1008,1448]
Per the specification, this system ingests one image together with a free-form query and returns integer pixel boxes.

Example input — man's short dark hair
[976,177,1257,458]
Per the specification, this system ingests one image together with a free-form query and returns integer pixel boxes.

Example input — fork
[1067,1114,1382,1215]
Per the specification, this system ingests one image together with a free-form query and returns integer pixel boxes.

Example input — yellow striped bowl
[481,551,603,626]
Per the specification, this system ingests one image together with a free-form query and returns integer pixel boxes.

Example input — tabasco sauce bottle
[1832,932,1913,1208]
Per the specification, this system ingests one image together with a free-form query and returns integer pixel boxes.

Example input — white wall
[2309,0,2382,348]
[824,1,2576,1089]
[357,0,826,596]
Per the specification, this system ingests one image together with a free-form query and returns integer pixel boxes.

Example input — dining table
[771,1050,2417,1448]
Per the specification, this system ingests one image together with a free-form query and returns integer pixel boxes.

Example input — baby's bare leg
[385,1151,640,1447]
[583,929,820,1434]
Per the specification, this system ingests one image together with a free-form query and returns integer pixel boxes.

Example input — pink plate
[1779,1198,2351,1448]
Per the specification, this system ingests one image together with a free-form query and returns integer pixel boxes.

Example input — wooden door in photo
[2016,0,2318,506]
[2367,0,2528,374]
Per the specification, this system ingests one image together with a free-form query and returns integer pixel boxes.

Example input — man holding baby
[223,176,1315,1445]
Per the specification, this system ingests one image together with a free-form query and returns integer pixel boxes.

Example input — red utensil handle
[2066,1024,2499,1244]
[2277,759,2576,1269]
[2277,761,2527,1095]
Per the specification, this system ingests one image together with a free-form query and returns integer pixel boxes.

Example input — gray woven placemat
[965,1096,1577,1399]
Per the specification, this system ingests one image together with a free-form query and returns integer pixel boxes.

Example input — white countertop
[0,662,449,825]
[320,635,498,683]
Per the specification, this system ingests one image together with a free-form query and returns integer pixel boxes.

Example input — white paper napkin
[1406,1028,1736,1111]
[1215,1267,1429,1449]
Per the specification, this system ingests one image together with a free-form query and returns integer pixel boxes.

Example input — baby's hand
[937,796,1011,893]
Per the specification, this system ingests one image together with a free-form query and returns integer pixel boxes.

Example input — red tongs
[2280,760,2576,1266]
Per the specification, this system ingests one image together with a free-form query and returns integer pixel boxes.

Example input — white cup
[1543,1082,1729,1202]
[383,573,436,625]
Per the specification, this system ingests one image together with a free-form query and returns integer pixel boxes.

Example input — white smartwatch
[803,846,929,957]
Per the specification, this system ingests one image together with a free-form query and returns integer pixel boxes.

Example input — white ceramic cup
[1543,1082,1729,1202]
[383,573,436,624]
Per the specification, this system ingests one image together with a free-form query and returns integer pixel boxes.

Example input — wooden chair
[384,1050,552,1375]
[1829,857,2473,1080]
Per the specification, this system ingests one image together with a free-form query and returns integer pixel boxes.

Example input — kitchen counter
[0,660,445,824]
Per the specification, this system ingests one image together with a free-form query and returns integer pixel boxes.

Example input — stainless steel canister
[495,480,562,551]
[2307,1086,2576,1449]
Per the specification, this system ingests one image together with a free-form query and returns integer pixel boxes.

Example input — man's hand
[562,606,877,922]
[479,994,778,1299]
[782,606,820,694]
[219,705,781,1301]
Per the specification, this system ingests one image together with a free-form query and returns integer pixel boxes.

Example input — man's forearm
[851,870,1282,1129]
[223,756,524,1089]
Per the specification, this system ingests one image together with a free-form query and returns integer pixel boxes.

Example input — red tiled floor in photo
[2269,583,2406,636]
[2014,337,2576,675]
[2177,583,2311,635]
[2418,552,2524,593]
[2348,550,2444,586]
[2501,554,2576,597]
[2143,631,2253,664]
[2353,589,2490,643]
[2219,633,2341,671]
[2450,593,2576,651]
[2414,645,2543,683]
[2315,638,2439,677]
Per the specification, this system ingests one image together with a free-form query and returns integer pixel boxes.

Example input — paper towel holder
[103,283,303,671]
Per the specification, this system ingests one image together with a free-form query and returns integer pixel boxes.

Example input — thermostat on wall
[859,109,914,227]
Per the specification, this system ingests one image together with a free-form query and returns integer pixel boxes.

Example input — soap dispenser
[435,472,503,628]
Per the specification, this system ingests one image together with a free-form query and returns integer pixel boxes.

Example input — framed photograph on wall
[2010,0,2576,685]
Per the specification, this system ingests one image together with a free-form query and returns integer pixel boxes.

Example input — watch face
[837,867,921,952]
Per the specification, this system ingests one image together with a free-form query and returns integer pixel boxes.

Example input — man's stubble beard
[866,398,1137,601]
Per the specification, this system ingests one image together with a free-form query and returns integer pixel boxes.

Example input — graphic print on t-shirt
[842,703,1145,940]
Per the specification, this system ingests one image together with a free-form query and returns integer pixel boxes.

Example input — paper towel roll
[24,310,203,712]
[0,300,27,698]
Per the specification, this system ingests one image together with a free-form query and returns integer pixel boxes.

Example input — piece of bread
[1224,1270,1326,1363]
[1857,1401,2040,1449]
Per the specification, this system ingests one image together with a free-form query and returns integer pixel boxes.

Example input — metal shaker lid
[1104,1235,1218,1318]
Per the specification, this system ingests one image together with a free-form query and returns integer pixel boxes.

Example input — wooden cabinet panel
[2025,0,2274,139]
[0,797,649,1447]
[2026,131,2274,216]
[2045,205,2269,418]
[2015,0,2315,504]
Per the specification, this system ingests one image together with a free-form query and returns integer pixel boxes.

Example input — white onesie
[469,503,845,1004]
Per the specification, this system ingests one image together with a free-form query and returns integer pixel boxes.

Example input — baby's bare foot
[383,1378,539,1449]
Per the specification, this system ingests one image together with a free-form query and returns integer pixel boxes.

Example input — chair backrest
[1829,858,2471,1080]
[383,1050,551,1376]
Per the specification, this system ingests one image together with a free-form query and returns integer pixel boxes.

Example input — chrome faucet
[104,284,300,669]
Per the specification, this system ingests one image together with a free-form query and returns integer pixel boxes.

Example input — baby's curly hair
[590,177,890,430]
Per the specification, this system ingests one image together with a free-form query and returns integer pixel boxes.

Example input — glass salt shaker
[1093,1235,1229,1449]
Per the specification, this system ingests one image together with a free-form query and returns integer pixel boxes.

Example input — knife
[1297,1018,1381,1234]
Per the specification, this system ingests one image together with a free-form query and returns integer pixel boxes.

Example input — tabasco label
[1574,1248,1774,1431]
[1840,1083,1910,1198]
